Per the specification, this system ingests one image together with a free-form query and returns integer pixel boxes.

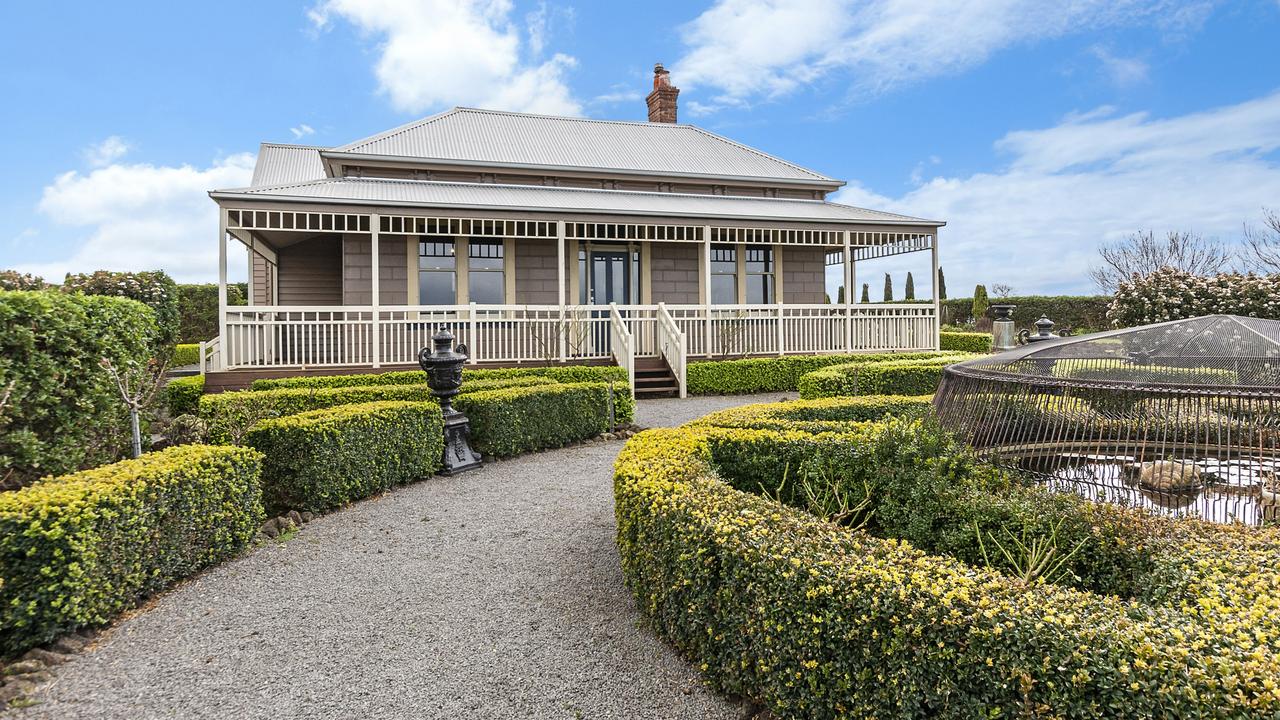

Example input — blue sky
[3,0,1279,297]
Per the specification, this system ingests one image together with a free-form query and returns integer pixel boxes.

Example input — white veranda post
[557,220,566,362]
[843,230,853,350]
[371,213,381,368]
[217,208,227,371]
[931,228,941,350]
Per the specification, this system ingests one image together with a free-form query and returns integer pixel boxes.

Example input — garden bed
[613,398,1280,718]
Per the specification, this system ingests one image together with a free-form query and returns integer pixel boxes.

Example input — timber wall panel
[277,235,342,305]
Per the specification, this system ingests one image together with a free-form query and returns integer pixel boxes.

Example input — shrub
[1108,267,1280,327]
[456,382,620,457]
[165,375,206,416]
[0,291,157,484]
[164,414,208,446]
[0,270,45,290]
[797,354,976,398]
[689,394,934,433]
[62,270,180,353]
[686,351,957,395]
[0,444,263,654]
[245,401,443,514]
[939,331,991,353]
[971,284,989,320]
[614,415,1280,718]
[250,364,628,390]
[945,294,1111,330]
[177,283,245,344]
[172,343,200,367]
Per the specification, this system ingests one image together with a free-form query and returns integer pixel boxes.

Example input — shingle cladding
[329,107,838,184]
[215,177,935,225]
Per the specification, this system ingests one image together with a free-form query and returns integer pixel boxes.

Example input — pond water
[1017,454,1280,526]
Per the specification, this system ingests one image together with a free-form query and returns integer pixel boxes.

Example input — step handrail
[608,303,635,392]
[655,303,687,398]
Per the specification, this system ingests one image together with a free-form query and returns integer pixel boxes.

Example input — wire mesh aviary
[934,315,1280,525]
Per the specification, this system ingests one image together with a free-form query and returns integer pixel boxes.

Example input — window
[710,244,737,304]
[468,239,505,305]
[744,245,774,304]
[418,239,456,305]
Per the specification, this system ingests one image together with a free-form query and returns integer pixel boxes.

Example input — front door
[588,249,631,305]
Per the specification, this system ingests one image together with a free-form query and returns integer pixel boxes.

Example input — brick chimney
[646,63,679,123]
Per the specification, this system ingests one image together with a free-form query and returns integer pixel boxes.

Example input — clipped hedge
[686,351,957,395]
[246,401,443,514]
[944,294,1110,330]
[939,331,991,353]
[249,364,628,391]
[0,290,158,484]
[165,375,206,416]
[177,282,244,344]
[62,270,180,353]
[797,353,977,398]
[689,394,934,433]
[0,444,263,654]
[614,414,1280,718]
[172,343,200,367]
[456,382,620,457]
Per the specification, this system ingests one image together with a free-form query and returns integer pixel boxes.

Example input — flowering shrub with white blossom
[0,270,46,291]
[62,270,180,351]
[1108,267,1280,327]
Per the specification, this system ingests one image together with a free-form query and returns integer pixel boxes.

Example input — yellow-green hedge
[689,394,934,433]
[939,331,991,353]
[245,401,443,514]
[0,445,264,654]
[172,343,200,367]
[797,354,977,398]
[614,420,1280,718]
[685,351,958,395]
[249,364,629,391]
[165,374,205,415]
[456,382,620,457]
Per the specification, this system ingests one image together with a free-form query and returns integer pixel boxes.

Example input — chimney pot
[647,62,679,123]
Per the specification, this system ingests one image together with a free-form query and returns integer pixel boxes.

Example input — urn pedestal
[418,329,482,475]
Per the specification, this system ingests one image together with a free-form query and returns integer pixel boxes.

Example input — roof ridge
[333,107,463,153]
[683,125,835,182]
[260,142,328,150]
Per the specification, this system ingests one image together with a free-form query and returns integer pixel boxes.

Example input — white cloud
[310,0,581,115]
[674,0,1214,106]
[14,154,254,283]
[83,136,131,167]
[832,90,1280,296]
[1090,46,1150,87]
[289,123,316,139]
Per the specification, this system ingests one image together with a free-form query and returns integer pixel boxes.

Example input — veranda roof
[210,177,939,226]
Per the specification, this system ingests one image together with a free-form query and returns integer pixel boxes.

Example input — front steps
[633,357,680,398]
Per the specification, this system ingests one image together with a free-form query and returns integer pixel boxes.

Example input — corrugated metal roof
[251,143,327,186]
[328,108,840,185]
[211,177,936,225]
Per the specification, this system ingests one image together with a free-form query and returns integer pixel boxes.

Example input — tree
[836,285,846,304]
[1243,208,1280,273]
[991,283,1013,299]
[904,272,916,300]
[883,274,894,302]
[972,284,989,321]
[861,283,870,303]
[937,266,947,300]
[1089,230,1233,293]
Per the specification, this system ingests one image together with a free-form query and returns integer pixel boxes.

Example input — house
[206,64,943,396]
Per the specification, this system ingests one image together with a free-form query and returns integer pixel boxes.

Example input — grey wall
[514,238,560,304]
[277,235,342,305]
[650,242,700,304]
[342,234,409,305]
[783,246,827,303]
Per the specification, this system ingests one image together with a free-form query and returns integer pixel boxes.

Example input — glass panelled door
[589,250,631,305]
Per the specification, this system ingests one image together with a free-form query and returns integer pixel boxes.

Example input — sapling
[100,357,168,458]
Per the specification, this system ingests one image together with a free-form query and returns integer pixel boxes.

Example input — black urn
[418,328,482,475]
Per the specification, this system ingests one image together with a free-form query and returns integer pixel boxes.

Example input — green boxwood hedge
[165,374,206,416]
[686,351,958,395]
[943,294,1110,330]
[939,331,991,353]
[0,444,263,655]
[689,394,934,433]
[245,401,443,514]
[613,409,1280,718]
[172,343,200,367]
[456,382,621,457]
[0,290,158,484]
[249,364,628,391]
[797,354,977,399]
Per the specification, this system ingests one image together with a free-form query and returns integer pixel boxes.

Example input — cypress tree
[836,285,846,304]
[973,284,989,320]
[883,273,894,302]
[905,272,916,300]
[861,283,870,303]
[937,266,947,300]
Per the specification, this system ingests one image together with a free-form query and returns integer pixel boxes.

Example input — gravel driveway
[18,393,790,720]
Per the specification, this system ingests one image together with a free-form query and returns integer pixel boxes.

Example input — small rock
[602,433,617,441]
[275,516,296,531]
[21,648,67,667]
[50,633,90,654]
[261,523,280,539]
[10,670,52,684]
[287,510,303,525]
[300,512,314,523]
[3,660,44,675]
[0,679,36,703]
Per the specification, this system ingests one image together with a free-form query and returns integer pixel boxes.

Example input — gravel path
[19,393,791,720]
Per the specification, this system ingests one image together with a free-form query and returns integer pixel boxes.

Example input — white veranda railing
[655,303,687,398]
[609,303,635,391]
[219,303,937,374]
